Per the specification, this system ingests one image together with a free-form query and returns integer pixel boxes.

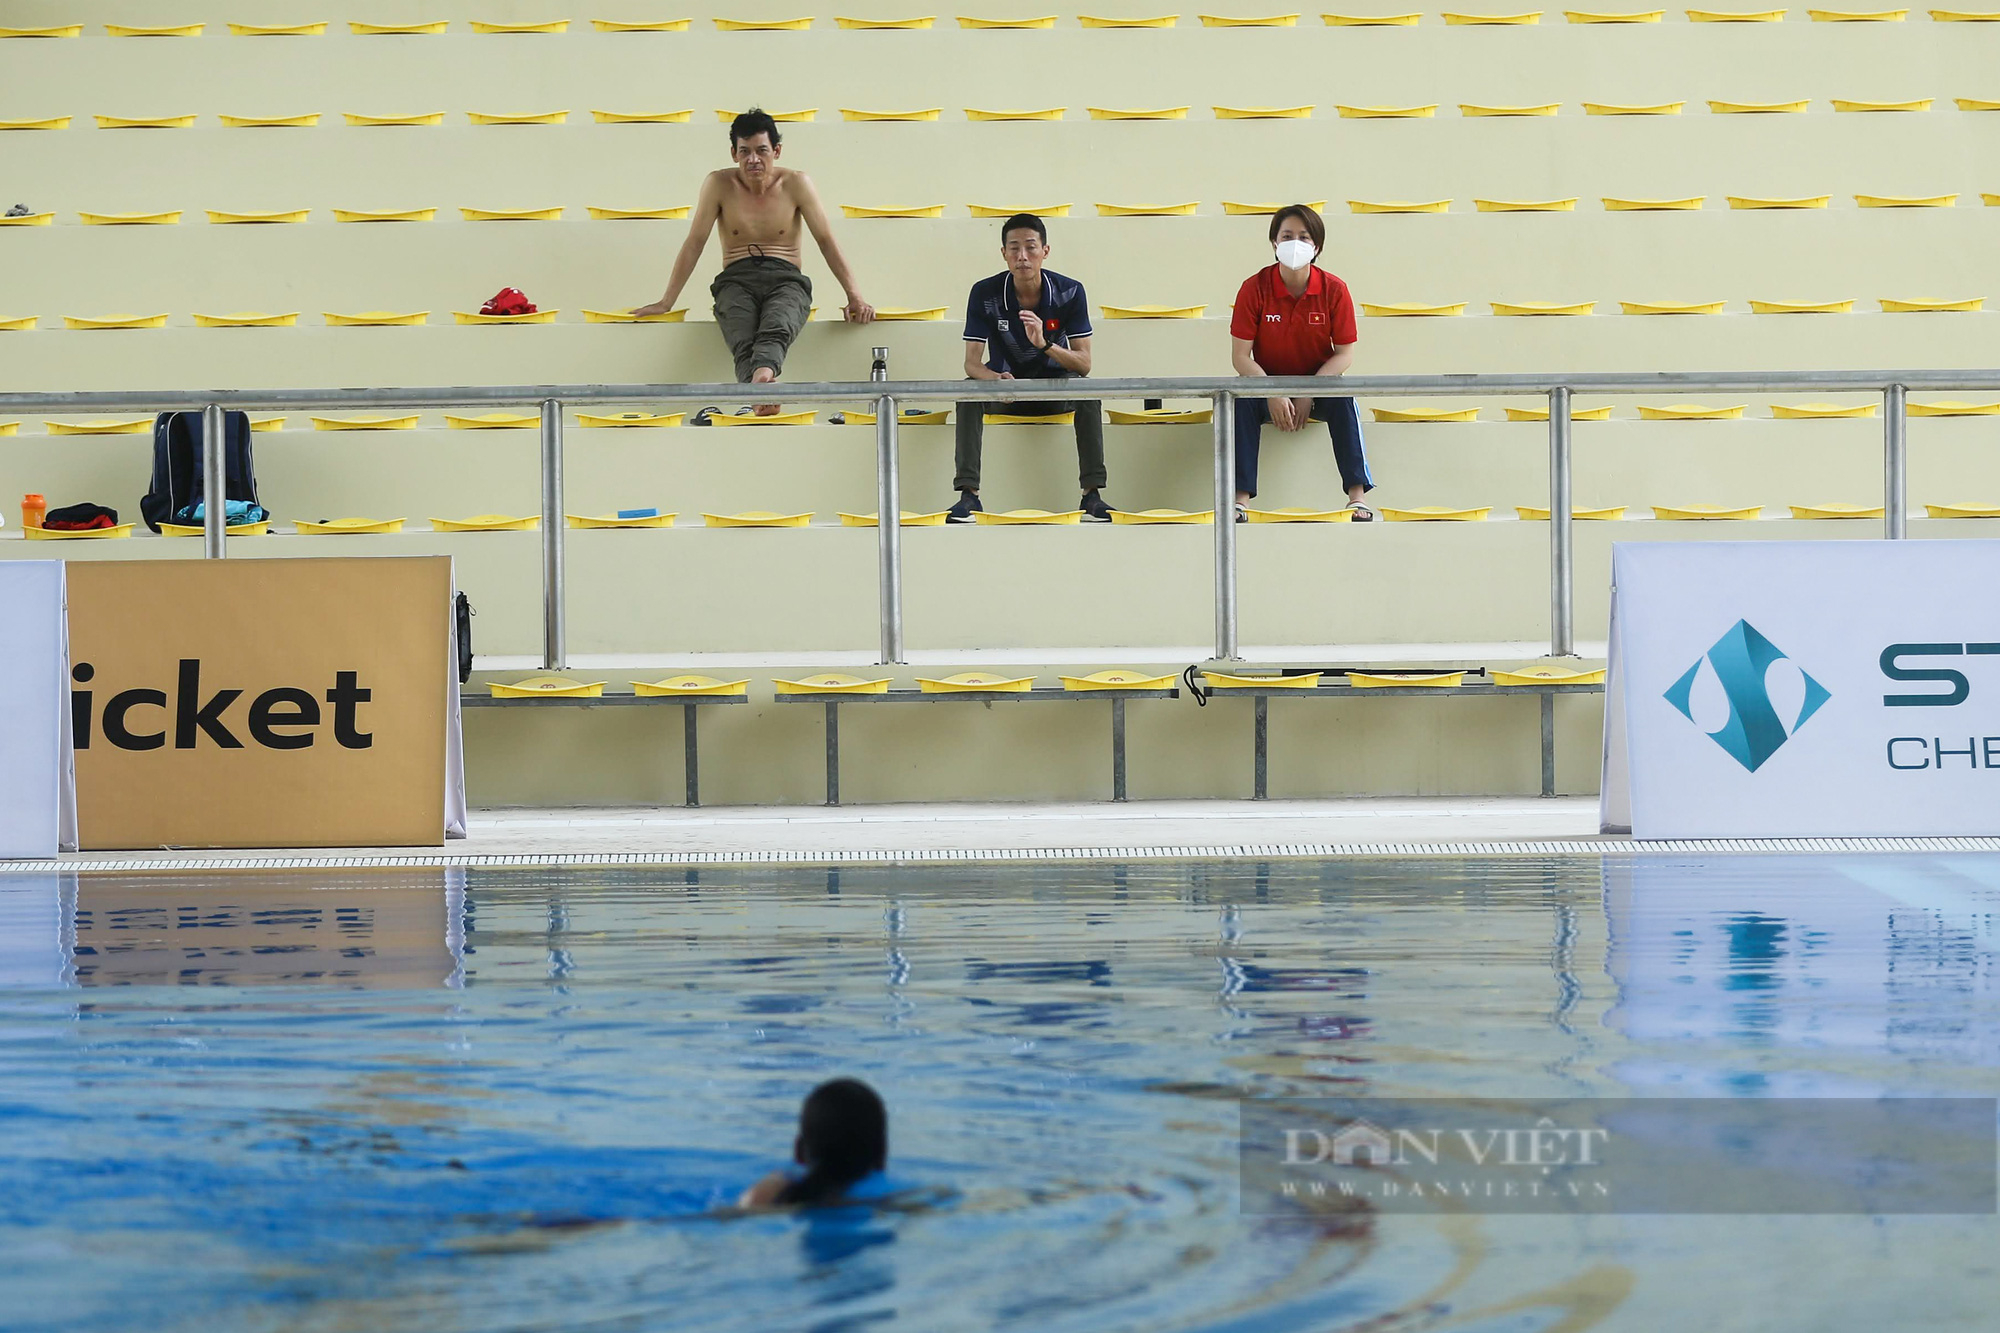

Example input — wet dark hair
[773,1078,888,1206]
[1000,212,1047,246]
[730,108,782,150]
[1267,203,1325,253]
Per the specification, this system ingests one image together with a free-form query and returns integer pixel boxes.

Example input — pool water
[1,855,1996,1332]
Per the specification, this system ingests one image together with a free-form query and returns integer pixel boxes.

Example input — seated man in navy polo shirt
[948,214,1113,522]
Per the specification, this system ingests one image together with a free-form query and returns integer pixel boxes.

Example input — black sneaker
[1080,491,1114,522]
[946,492,983,524]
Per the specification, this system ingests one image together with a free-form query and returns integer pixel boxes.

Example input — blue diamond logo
[1664,620,1830,772]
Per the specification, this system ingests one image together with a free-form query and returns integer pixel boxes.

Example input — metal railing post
[872,347,904,664]
[1548,386,1574,657]
[1884,383,1907,540]
[539,398,566,670]
[1213,390,1238,660]
[201,402,226,558]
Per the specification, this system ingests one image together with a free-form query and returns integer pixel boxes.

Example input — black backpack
[140,410,261,533]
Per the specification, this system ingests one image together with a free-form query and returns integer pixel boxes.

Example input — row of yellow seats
[7,11,1997,38]
[6,295,1985,331]
[1367,399,2000,419]
[13,100,1998,130]
[6,194,1998,227]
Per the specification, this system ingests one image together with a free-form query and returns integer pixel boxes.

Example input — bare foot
[752,366,781,416]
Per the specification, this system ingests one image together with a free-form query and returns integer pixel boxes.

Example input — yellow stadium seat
[957,15,1060,27]
[1790,503,1885,518]
[1637,404,1747,419]
[192,311,301,326]
[1911,400,2000,416]
[349,21,448,35]
[1336,105,1438,118]
[1832,98,1932,111]
[467,111,570,125]
[343,112,445,126]
[1880,297,1983,311]
[159,520,271,537]
[773,674,892,694]
[1808,6,1907,16]
[841,108,944,120]
[0,212,54,225]
[1727,195,1831,209]
[1362,301,1467,316]
[218,114,320,128]
[1222,200,1328,214]
[461,206,565,221]
[1442,11,1544,21]
[1652,504,1763,519]
[968,203,1073,216]
[105,24,205,37]
[78,211,181,225]
[46,418,154,434]
[1506,405,1614,420]
[227,23,329,36]
[1100,304,1208,318]
[23,524,136,541]
[582,308,687,321]
[577,412,687,426]
[841,410,951,423]
[872,307,952,320]
[94,115,197,129]
[248,417,287,431]
[1087,106,1190,119]
[435,515,542,532]
[323,311,430,326]
[1078,14,1180,25]
[1984,193,2000,205]
[469,20,571,33]
[1516,504,1626,518]
[1323,12,1421,21]
[567,512,678,528]
[64,314,169,330]
[1931,8,2000,17]
[1474,198,1578,211]
[1749,298,1855,313]
[1855,193,1956,207]
[710,412,818,426]
[1214,105,1315,118]
[1493,665,1609,683]
[1565,7,1664,17]
[714,17,815,30]
[1348,671,1467,687]
[453,311,560,324]
[591,19,694,32]
[1958,99,2000,111]
[975,508,1084,523]
[1095,202,1200,215]
[1460,104,1561,116]
[1925,503,2000,517]
[1492,300,1596,314]
[1198,13,1303,23]
[1708,100,1808,114]
[1348,199,1452,212]
[704,510,815,525]
[1602,197,1705,210]
[716,109,818,121]
[0,25,83,37]
[586,206,693,220]
[1061,670,1180,690]
[1106,408,1213,423]
[1202,671,1322,688]
[1382,506,1492,520]
[633,676,752,696]
[297,517,406,533]
[1621,300,1726,314]
[918,672,1039,691]
[0,315,37,329]
[1583,102,1684,115]
[332,208,437,222]
[592,110,694,123]
[840,204,947,217]
[310,415,420,430]
[1686,7,1786,18]
[446,413,542,427]
[1108,509,1215,523]
[835,16,941,28]
[1371,407,1481,422]
[1770,402,1877,418]
[0,118,70,131]
[989,412,1076,423]
[966,108,1066,120]
[1242,507,1352,521]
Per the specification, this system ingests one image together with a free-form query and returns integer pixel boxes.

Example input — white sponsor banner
[1603,539,2000,839]
[0,562,76,858]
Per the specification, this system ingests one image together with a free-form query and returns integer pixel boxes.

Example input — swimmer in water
[739,1077,888,1208]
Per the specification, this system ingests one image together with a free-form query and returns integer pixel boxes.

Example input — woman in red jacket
[1227,204,1374,521]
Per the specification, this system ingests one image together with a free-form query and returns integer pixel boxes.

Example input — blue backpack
[140,410,263,533]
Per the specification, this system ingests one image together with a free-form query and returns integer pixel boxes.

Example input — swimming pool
[2,855,1996,1331]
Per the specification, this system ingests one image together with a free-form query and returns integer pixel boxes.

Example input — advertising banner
[1603,539,2000,839]
[66,557,458,850]
[0,562,75,859]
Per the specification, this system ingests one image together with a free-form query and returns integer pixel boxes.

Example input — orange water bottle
[21,493,45,530]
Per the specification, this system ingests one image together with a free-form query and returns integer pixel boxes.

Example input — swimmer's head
[776,1077,887,1206]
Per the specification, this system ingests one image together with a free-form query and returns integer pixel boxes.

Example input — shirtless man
[633,109,874,412]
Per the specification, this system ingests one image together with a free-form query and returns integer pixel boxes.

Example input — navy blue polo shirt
[962,269,1093,378]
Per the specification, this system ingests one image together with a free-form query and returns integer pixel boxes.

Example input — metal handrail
[10,366,1962,666]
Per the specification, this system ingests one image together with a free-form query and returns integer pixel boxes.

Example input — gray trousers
[954,382,1108,492]
[710,257,813,382]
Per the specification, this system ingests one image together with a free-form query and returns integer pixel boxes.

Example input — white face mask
[1275,238,1317,270]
